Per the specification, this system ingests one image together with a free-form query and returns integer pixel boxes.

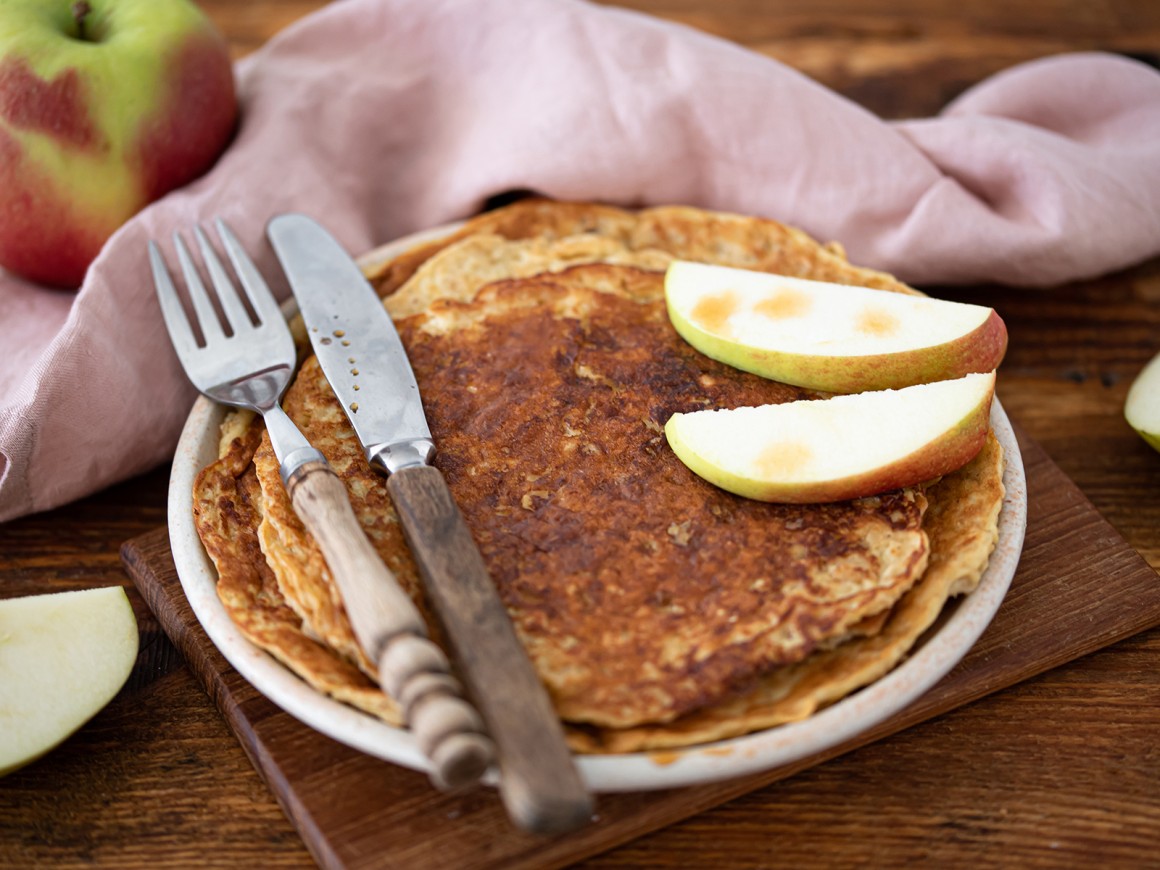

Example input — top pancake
[251,260,931,728]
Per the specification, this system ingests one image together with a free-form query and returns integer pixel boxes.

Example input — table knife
[267,213,593,835]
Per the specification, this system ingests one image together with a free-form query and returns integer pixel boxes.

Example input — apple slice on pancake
[665,371,995,503]
[665,261,1006,393]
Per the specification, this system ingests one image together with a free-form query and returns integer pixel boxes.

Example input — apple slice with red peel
[665,371,996,503]
[665,261,1007,393]
[0,586,139,776]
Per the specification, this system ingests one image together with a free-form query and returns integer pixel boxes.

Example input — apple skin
[665,261,1008,394]
[665,372,996,504]
[0,0,237,288]
[1125,350,1160,452]
[0,586,139,777]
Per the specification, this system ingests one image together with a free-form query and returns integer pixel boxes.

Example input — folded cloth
[2,0,1159,522]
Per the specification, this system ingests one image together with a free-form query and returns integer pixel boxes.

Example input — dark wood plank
[595,0,1160,118]
[582,629,1160,868]
[193,1,1160,118]
[117,426,1160,869]
[947,259,1160,568]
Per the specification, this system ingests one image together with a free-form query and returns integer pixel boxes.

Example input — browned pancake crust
[368,199,914,298]
[252,429,374,675]
[566,431,1004,752]
[326,267,927,727]
[369,200,638,296]
[192,422,401,723]
[408,275,928,726]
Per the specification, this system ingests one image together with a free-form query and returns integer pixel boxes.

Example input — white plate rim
[167,223,1028,793]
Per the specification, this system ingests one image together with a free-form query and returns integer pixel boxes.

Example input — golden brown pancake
[385,232,673,319]
[566,431,1003,752]
[251,265,931,729]
[367,199,916,299]
[248,371,438,677]
[191,421,402,724]
[367,200,641,297]
[193,198,1003,749]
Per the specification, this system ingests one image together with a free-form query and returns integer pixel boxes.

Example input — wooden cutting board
[121,425,1160,870]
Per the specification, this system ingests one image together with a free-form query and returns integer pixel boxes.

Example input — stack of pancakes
[192,199,1004,754]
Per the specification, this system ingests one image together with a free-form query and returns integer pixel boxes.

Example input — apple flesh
[665,261,1007,393]
[665,371,996,503]
[0,586,139,776]
[1125,351,1160,452]
[0,0,237,287]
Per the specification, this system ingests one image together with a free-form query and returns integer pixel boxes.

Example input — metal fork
[150,221,495,790]
[150,221,318,472]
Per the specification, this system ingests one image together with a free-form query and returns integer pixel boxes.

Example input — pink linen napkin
[2,0,1159,523]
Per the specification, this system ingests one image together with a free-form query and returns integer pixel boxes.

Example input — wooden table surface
[4,1,1160,867]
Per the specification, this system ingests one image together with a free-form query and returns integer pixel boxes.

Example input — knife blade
[268,213,593,835]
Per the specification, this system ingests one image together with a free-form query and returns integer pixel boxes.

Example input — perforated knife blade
[265,218,434,475]
[267,214,593,835]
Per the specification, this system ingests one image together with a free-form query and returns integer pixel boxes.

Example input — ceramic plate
[167,224,1028,793]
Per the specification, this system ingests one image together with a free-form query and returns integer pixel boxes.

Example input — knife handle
[284,460,496,790]
[387,464,594,835]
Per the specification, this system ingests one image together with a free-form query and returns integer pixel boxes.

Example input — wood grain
[597,0,1160,119]
[2,1,1159,867]
[388,464,593,834]
[114,424,1160,869]
[285,459,495,790]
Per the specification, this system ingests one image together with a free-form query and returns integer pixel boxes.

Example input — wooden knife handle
[388,464,594,835]
[284,460,495,790]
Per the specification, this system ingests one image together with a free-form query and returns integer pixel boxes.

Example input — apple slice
[665,261,1007,393]
[0,586,139,777]
[665,371,996,503]
[1125,351,1160,452]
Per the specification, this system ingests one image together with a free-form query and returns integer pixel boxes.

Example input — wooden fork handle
[388,464,594,835]
[284,460,495,790]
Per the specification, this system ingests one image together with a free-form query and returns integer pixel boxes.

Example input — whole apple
[0,0,237,287]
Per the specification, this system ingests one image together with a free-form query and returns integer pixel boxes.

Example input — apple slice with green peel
[665,261,1007,393]
[1125,351,1160,452]
[0,586,138,777]
[665,371,996,503]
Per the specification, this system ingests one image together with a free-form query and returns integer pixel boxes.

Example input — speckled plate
[167,224,1027,793]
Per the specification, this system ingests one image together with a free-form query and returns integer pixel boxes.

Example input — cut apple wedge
[0,586,139,777]
[666,371,996,503]
[1126,350,1160,452]
[665,261,1007,393]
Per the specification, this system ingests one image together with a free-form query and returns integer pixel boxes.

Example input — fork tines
[150,220,283,353]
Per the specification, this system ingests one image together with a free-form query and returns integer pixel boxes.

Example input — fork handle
[283,459,495,790]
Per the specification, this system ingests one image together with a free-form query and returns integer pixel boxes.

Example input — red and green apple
[0,0,237,287]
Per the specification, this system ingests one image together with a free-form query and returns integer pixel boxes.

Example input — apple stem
[72,1,92,41]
